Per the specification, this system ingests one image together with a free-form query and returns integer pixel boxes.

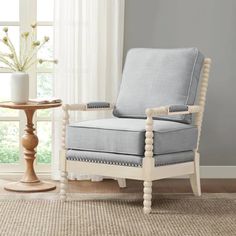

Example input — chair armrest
[62,102,114,111]
[86,102,112,109]
[61,102,114,150]
[146,105,201,117]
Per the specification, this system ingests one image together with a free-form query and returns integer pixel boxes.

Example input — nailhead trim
[66,155,193,167]
[66,156,141,167]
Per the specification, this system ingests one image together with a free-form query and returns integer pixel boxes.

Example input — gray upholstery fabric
[67,118,198,156]
[66,150,194,167]
[169,105,189,113]
[113,48,204,124]
[87,102,110,109]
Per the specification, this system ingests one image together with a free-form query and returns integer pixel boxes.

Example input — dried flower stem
[0,56,16,70]
[5,33,21,70]
[23,40,47,69]
[0,66,13,72]
[0,23,57,72]
[23,59,39,71]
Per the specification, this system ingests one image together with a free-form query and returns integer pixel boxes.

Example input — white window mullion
[0,22,20,26]
[37,22,53,26]
[19,0,38,170]
[20,0,37,99]
[0,117,20,121]
[37,68,53,73]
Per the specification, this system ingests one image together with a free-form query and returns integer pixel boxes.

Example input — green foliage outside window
[0,122,19,163]
[0,121,52,164]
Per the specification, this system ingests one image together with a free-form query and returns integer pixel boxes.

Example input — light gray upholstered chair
[60,48,211,214]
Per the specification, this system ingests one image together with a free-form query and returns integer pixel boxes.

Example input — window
[0,0,54,173]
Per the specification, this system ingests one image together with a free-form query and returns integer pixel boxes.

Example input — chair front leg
[59,150,68,201]
[60,170,68,201]
[143,110,154,214]
[143,181,152,214]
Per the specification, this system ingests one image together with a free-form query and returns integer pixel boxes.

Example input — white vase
[11,72,29,104]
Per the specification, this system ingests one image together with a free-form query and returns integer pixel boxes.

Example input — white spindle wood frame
[59,58,212,213]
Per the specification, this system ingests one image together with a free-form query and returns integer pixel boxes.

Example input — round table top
[0,101,62,110]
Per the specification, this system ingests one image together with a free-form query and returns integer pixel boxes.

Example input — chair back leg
[189,58,211,197]
[189,152,201,196]
[117,178,127,188]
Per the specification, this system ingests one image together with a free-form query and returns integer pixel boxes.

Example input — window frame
[0,0,54,174]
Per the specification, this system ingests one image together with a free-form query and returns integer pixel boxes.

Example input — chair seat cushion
[67,118,198,156]
[66,150,194,167]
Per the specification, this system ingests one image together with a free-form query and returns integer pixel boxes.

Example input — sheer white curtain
[52,0,125,179]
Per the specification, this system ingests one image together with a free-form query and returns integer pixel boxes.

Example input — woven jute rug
[0,193,236,236]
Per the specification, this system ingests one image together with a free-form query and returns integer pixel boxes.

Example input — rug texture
[0,194,236,236]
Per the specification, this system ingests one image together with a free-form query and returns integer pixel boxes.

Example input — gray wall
[124,0,236,166]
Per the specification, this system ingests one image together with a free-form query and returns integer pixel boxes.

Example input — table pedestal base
[0,103,62,193]
[4,181,56,192]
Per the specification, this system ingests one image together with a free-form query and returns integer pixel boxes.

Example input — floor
[0,177,235,194]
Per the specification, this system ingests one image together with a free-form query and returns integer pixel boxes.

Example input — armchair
[60,48,211,214]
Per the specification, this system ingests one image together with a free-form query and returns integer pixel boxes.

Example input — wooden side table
[0,102,62,192]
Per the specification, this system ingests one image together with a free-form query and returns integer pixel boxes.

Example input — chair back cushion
[113,48,205,123]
